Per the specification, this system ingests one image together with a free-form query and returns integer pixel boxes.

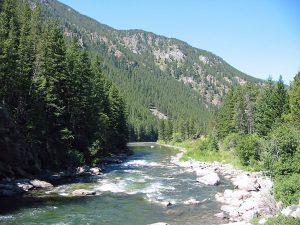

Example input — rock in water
[196,172,220,185]
[148,223,169,225]
[30,179,53,188]
[72,189,96,196]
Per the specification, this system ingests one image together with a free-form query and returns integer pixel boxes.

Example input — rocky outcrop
[0,179,53,197]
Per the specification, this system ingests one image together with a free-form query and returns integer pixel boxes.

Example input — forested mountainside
[30,0,262,141]
[0,0,128,178]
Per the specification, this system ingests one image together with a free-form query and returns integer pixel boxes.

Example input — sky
[59,0,300,84]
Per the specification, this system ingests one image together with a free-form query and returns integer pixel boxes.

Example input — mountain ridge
[32,0,263,140]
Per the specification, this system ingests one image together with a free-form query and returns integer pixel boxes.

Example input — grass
[164,138,257,171]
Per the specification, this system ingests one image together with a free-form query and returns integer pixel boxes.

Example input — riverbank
[157,142,281,224]
[0,153,130,198]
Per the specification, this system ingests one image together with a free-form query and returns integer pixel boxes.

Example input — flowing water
[0,143,232,225]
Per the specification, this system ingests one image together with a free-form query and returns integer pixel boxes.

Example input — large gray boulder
[30,179,53,188]
[196,172,220,185]
[232,175,259,191]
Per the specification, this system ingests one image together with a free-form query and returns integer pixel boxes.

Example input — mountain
[31,0,262,141]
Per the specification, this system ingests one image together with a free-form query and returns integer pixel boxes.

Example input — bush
[198,135,218,152]
[263,124,300,176]
[274,174,300,206]
[265,215,300,225]
[220,133,243,151]
[235,134,262,166]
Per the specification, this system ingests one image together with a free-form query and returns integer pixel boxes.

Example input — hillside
[31,0,262,141]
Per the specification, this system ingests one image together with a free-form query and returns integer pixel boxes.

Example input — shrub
[263,124,300,176]
[198,135,218,152]
[274,174,300,206]
[220,133,243,151]
[265,215,300,225]
[235,134,262,166]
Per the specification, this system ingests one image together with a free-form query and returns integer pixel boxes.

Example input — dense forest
[0,0,128,177]
[180,74,300,206]
[28,0,263,142]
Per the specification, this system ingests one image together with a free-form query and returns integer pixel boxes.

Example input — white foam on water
[122,160,162,168]
[123,169,142,173]
[95,179,128,193]
[0,215,14,221]
[183,198,201,205]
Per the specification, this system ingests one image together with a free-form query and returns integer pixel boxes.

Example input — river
[0,143,232,225]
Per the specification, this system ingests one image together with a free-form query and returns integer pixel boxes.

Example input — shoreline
[0,152,131,198]
[156,143,280,225]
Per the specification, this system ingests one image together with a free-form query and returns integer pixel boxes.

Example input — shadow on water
[0,193,99,214]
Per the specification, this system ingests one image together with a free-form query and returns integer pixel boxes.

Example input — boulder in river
[196,172,220,185]
[72,189,96,196]
[30,179,53,188]
[148,223,169,225]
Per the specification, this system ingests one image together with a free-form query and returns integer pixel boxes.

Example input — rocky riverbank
[160,144,281,224]
[0,153,129,198]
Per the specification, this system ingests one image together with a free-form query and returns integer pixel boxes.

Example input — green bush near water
[264,215,300,225]
[235,134,263,168]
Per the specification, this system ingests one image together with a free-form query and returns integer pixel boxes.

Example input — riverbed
[0,143,232,225]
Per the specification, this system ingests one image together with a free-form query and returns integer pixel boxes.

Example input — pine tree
[254,79,277,136]
[216,89,237,138]
[289,72,300,126]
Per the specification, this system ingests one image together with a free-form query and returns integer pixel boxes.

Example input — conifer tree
[289,72,300,126]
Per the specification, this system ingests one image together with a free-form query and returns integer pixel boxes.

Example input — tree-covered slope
[31,0,262,140]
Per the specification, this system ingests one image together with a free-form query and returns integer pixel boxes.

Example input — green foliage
[264,215,300,225]
[289,72,300,126]
[29,0,263,142]
[0,0,129,172]
[263,124,300,177]
[235,134,262,167]
[274,174,300,206]
[220,133,243,151]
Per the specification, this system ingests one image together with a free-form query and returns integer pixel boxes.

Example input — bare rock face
[72,189,96,196]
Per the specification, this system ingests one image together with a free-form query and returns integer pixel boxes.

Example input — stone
[196,172,220,185]
[241,209,258,221]
[258,218,267,225]
[282,205,300,218]
[72,189,96,196]
[214,212,226,218]
[238,199,257,212]
[148,223,169,225]
[30,179,53,188]
[17,183,33,192]
[232,175,259,191]
[90,167,101,175]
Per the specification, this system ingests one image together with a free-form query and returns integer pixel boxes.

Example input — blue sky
[59,0,300,84]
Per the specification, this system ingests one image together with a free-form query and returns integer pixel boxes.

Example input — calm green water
[0,143,232,225]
